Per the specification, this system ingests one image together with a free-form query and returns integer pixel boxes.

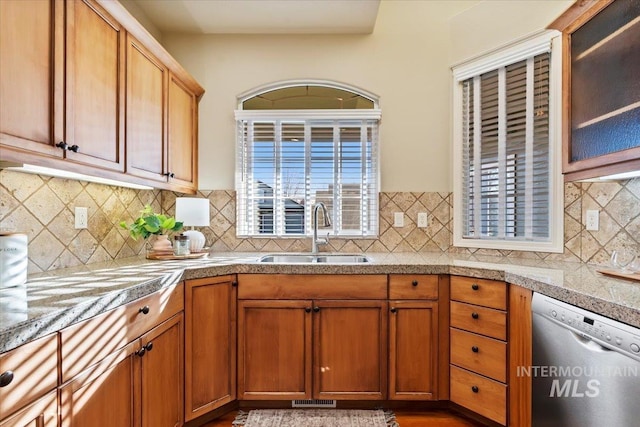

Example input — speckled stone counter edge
[1,254,639,353]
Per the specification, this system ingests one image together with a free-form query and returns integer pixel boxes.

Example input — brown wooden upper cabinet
[0,0,64,162]
[126,35,168,183]
[551,0,640,181]
[65,0,125,172]
[0,0,203,193]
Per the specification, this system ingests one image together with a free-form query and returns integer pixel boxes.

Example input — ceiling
[130,0,381,34]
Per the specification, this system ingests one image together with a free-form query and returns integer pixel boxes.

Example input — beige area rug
[232,409,399,427]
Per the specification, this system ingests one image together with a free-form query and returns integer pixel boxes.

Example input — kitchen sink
[258,254,371,264]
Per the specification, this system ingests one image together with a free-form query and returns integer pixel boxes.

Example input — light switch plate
[417,212,428,228]
[75,207,88,229]
[393,212,404,227]
[586,209,599,231]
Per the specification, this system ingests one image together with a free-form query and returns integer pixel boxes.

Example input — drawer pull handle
[305,307,311,313]
[411,280,418,286]
[390,307,397,313]
[471,312,479,319]
[313,306,320,313]
[471,385,479,393]
[163,172,175,178]
[0,371,14,387]
[471,283,479,291]
[139,306,150,315]
[471,346,479,353]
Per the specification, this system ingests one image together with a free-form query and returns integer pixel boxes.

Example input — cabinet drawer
[60,283,184,382]
[450,276,507,310]
[450,328,506,383]
[389,274,438,300]
[238,274,387,299]
[0,390,57,427]
[450,301,507,340]
[450,365,507,425]
[0,334,58,420]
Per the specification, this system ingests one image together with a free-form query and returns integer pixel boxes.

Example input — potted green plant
[120,205,183,253]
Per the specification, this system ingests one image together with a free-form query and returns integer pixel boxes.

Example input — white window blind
[236,115,379,237]
[453,30,563,252]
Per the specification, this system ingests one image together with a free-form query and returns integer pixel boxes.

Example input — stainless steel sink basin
[258,254,371,264]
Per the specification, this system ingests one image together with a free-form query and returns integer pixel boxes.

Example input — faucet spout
[312,202,331,254]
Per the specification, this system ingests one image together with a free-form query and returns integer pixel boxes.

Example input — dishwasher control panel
[532,294,640,362]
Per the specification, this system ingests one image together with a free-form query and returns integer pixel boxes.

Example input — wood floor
[201,409,484,426]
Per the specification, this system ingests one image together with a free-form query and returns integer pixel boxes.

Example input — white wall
[449,0,574,65]
[119,0,163,42]
[161,0,573,192]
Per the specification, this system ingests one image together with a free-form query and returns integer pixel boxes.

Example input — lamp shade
[175,198,210,227]
[175,198,210,252]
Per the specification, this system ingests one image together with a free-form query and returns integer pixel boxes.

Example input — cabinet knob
[411,280,418,287]
[471,346,479,353]
[139,306,150,315]
[231,281,238,287]
[471,283,479,291]
[0,371,14,387]
[55,141,79,152]
[136,347,146,357]
[305,307,312,313]
[390,307,397,313]
[471,385,479,393]
[471,312,479,319]
[145,342,153,352]
[164,172,175,178]
[313,306,320,313]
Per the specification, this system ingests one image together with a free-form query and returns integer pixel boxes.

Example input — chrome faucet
[312,202,332,254]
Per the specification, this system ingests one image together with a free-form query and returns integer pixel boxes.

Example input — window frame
[235,81,381,239]
[452,30,564,253]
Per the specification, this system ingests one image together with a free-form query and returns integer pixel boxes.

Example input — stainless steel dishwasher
[531,293,640,427]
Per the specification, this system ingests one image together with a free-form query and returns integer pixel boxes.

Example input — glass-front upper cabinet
[552,0,640,181]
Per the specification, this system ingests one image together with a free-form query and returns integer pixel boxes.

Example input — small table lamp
[175,197,210,252]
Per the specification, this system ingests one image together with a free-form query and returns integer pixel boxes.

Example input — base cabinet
[60,313,184,427]
[238,299,387,400]
[237,274,388,401]
[238,300,311,400]
[313,301,387,400]
[389,300,439,400]
[185,276,237,421]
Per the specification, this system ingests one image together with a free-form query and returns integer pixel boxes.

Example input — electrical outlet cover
[393,212,404,227]
[418,212,428,228]
[75,207,88,229]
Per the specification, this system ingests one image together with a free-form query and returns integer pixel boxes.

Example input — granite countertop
[1,251,639,353]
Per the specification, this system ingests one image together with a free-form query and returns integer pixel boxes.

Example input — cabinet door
[389,301,438,400]
[167,74,197,192]
[139,313,184,427]
[0,0,63,160]
[238,300,312,399]
[60,342,139,427]
[185,276,236,421]
[0,390,57,427]
[64,0,125,171]
[126,35,168,182]
[313,300,388,400]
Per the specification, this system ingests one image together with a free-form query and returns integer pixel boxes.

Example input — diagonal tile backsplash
[1,169,639,273]
[0,170,161,273]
